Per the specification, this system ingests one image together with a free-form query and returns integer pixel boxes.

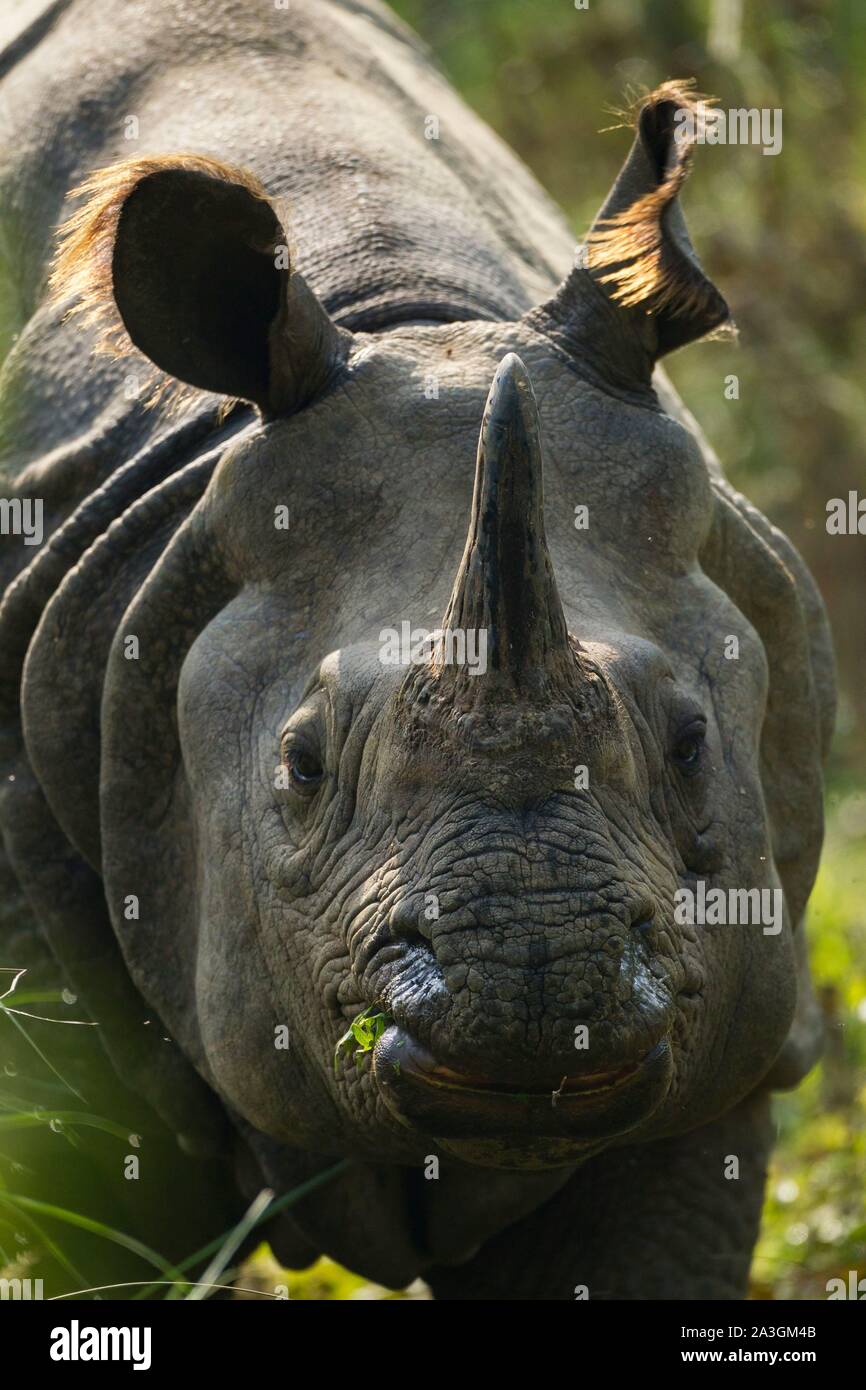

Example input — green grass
[751,793,866,1298]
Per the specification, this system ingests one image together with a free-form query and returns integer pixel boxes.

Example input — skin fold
[0,0,834,1297]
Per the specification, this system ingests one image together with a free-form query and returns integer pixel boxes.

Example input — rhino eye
[672,719,706,776]
[283,745,324,793]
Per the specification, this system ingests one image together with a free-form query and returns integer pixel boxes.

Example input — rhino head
[31,86,826,1189]
[315,352,700,1165]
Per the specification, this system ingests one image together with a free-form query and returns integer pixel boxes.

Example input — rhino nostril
[388,897,432,942]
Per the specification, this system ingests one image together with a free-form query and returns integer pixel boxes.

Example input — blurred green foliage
[751,804,866,1298]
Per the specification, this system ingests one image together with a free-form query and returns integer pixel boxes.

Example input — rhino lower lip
[403,1054,643,1097]
[374,1026,669,1105]
[373,1024,672,1149]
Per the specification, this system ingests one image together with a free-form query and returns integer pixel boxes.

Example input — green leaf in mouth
[334,1007,392,1076]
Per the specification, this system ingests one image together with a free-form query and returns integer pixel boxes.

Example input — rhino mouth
[373,1025,672,1147]
[411,1057,643,1096]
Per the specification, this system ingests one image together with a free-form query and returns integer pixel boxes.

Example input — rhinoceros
[0,0,834,1299]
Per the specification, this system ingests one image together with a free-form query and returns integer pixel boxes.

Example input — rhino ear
[53,156,347,413]
[531,82,732,367]
[583,82,731,355]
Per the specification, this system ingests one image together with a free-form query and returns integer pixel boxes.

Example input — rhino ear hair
[538,81,730,365]
[584,82,732,356]
[52,156,348,414]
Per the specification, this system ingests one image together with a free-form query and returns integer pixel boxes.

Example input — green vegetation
[334,1008,392,1075]
[751,801,866,1298]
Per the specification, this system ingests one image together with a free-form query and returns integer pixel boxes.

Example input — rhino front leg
[425,1091,773,1301]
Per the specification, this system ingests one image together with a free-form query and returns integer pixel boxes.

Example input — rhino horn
[440,353,578,695]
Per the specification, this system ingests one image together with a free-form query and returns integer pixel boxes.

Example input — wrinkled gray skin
[0,0,835,1296]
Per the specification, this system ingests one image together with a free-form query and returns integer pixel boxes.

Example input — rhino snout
[358,885,677,1147]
